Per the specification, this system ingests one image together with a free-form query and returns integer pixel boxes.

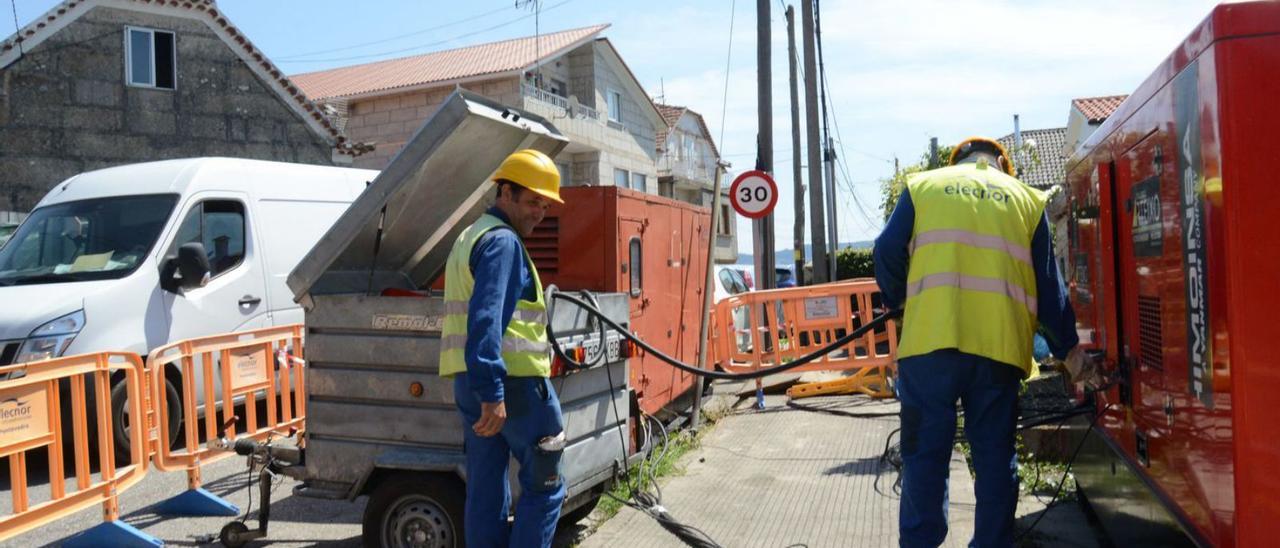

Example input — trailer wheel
[363,473,465,548]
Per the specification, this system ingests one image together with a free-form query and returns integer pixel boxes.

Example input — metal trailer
[1065,2,1280,546]
[273,91,634,546]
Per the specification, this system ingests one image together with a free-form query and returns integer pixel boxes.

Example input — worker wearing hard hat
[439,149,566,547]
[873,137,1100,547]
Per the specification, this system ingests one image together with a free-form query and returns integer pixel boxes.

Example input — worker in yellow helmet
[874,137,1099,547]
[438,149,565,547]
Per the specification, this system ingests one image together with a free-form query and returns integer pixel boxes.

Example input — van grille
[1137,296,1162,370]
[527,216,560,275]
[0,342,18,366]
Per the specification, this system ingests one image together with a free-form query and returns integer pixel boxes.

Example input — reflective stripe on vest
[438,214,552,378]
[897,164,1046,374]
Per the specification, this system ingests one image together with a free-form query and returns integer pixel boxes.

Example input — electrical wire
[279,0,578,64]
[549,291,899,381]
[1015,403,1112,543]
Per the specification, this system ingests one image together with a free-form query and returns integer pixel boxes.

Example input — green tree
[880,144,953,221]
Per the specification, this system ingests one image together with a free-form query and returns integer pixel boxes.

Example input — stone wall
[0,6,335,211]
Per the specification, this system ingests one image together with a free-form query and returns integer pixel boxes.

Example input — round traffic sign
[729,170,779,219]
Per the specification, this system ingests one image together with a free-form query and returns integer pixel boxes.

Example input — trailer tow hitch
[212,434,302,548]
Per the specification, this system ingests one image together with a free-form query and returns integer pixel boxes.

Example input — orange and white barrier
[0,352,153,544]
[709,279,898,377]
[145,324,305,504]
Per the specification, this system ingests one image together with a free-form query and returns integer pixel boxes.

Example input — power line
[717,0,738,152]
[8,0,21,56]
[275,3,515,60]
[278,0,578,64]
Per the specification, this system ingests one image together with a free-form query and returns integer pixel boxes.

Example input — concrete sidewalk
[581,391,1101,548]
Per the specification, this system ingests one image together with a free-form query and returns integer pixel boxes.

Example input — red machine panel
[536,186,711,417]
[1065,2,1280,545]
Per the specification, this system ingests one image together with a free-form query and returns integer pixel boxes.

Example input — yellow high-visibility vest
[439,213,551,378]
[898,163,1047,375]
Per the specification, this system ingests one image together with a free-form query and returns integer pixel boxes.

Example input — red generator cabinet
[533,186,712,418]
[1065,2,1280,546]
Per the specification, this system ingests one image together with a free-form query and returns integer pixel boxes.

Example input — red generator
[1065,2,1280,546]
[533,186,712,418]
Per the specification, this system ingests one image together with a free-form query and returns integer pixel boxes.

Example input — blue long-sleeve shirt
[873,188,1078,359]
[464,207,537,403]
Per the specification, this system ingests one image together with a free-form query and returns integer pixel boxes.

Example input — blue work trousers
[897,350,1021,548]
[454,374,567,548]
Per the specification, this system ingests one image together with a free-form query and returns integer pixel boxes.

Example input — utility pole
[750,0,775,410]
[929,137,939,169]
[754,0,775,297]
[815,0,837,281]
[786,5,804,286]
[802,0,829,283]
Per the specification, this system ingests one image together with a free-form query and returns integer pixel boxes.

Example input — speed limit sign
[729,170,778,219]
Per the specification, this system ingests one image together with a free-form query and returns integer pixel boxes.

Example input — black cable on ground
[1015,403,1112,543]
[549,292,900,381]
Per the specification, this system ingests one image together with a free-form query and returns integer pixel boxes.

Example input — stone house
[291,25,667,194]
[656,104,736,263]
[1065,95,1127,158]
[0,0,361,215]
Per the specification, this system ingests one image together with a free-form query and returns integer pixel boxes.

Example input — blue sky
[10,0,1225,253]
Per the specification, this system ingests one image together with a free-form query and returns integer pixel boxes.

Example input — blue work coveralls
[874,190,1078,548]
[454,207,565,548]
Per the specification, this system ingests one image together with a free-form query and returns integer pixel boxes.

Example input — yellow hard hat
[950,137,1015,176]
[493,149,563,203]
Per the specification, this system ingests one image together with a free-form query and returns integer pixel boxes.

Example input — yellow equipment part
[786,363,897,400]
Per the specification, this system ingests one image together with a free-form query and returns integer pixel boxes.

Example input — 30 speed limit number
[729,170,778,219]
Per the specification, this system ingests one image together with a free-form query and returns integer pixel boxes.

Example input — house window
[607,89,623,122]
[718,204,733,236]
[126,27,177,90]
[660,181,675,198]
[557,162,572,187]
[550,78,568,97]
[614,168,630,189]
[631,173,647,193]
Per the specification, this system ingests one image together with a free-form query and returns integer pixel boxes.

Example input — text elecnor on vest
[944,183,1011,203]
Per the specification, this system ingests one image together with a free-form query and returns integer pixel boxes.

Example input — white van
[0,157,376,457]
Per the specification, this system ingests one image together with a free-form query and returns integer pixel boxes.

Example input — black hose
[545,286,608,370]
[549,291,901,381]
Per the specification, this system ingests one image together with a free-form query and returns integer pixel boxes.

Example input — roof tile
[1072,95,1128,123]
[998,127,1068,189]
[290,25,609,101]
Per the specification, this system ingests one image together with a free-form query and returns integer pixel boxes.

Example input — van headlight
[15,310,85,363]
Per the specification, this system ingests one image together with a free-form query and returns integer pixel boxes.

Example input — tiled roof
[291,25,609,101]
[1072,95,1128,123]
[655,103,720,159]
[998,127,1067,189]
[0,0,361,153]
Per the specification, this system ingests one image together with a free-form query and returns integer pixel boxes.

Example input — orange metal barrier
[709,279,898,379]
[145,325,305,495]
[0,352,150,543]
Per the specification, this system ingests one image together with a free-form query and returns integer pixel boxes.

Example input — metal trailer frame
[281,91,637,544]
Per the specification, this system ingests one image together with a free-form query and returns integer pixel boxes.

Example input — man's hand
[473,400,507,437]
[1062,347,1104,390]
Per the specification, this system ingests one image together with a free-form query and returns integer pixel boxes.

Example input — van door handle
[238,295,262,306]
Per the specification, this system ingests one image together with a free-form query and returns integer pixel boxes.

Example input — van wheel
[363,472,465,548]
[110,375,181,465]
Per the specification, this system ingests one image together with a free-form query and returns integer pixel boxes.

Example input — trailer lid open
[288,90,568,303]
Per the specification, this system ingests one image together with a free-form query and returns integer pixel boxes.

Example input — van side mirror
[160,242,211,293]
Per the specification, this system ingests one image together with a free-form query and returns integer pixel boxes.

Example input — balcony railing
[521,83,600,121]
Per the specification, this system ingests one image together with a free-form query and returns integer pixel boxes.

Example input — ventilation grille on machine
[526,216,560,276]
[1137,295,1163,370]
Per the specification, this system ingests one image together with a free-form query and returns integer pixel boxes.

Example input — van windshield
[0,194,179,286]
